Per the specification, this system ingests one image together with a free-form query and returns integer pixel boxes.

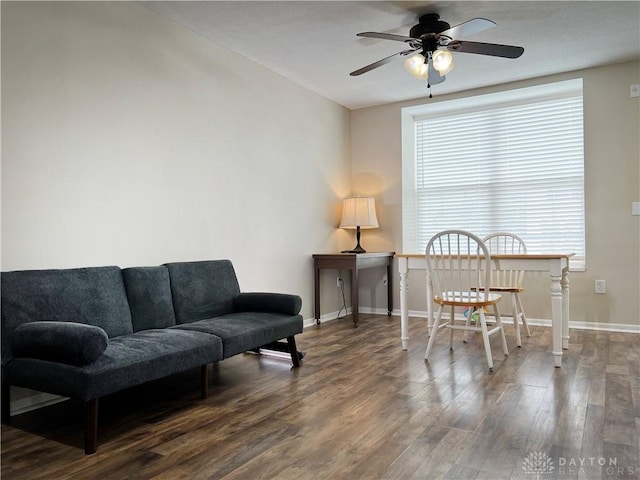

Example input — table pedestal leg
[399,257,409,350]
[562,269,570,350]
[551,272,563,367]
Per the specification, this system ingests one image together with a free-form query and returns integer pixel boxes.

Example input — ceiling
[143,1,640,110]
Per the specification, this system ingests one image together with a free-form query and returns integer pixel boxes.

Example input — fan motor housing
[410,13,451,38]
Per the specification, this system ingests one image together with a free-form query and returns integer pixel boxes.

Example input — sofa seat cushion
[171,312,303,358]
[6,329,223,401]
[10,321,109,366]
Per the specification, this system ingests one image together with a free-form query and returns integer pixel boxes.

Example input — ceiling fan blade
[350,49,416,76]
[428,60,446,85]
[440,18,496,39]
[356,32,416,43]
[447,40,524,58]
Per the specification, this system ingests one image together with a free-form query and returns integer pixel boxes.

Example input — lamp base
[341,246,366,254]
[342,226,366,253]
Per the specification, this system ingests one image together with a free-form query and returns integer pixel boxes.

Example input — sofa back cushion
[122,266,177,332]
[164,260,240,324]
[1,266,133,364]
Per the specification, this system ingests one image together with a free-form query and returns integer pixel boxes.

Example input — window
[402,79,585,269]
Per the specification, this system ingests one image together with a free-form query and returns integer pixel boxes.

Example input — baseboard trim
[303,308,352,328]
[353,307,640,334]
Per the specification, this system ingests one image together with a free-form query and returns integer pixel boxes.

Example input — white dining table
[397,253,574,367]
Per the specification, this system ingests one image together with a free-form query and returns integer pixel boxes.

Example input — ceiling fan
[350,13,524,87]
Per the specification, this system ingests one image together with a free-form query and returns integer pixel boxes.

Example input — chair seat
[435,291,502,307]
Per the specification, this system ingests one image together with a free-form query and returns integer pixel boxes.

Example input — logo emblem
[522,451,554,478]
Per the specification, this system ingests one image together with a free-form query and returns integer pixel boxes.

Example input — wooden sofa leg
[201,365,209,399]
[84,398,98,455]
[287,336,300,368]
[2,381,10,424]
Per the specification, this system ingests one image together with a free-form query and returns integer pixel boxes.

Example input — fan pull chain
[427,82,432,98]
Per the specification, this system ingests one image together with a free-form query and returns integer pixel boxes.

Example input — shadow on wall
[349,172,390,252]
[351,172,384,198]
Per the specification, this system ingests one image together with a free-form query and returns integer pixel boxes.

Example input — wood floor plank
[1,314,639,479]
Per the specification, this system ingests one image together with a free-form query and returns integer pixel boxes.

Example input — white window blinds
[402,79,585,268]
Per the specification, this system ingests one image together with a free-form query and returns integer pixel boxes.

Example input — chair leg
[515,293,531,337]
[425,305,443,360]
[463,306,471,343]
[494,305,509,356]
[512,293,522,347]
[478,310,494,370]
[449,305,455,350]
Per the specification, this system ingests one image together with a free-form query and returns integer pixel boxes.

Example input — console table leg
[387,260,393,316]
[351,267,359,328]
[314,261,321,325]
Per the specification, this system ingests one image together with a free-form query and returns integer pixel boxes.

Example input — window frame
[401,79,586,270]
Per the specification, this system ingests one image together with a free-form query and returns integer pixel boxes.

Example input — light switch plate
[633,202,640,216]
[632,84,640,98]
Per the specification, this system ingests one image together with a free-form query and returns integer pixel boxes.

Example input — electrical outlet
[595,279,606,294]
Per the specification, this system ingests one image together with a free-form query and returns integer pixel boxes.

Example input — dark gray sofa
[1,260,303,454]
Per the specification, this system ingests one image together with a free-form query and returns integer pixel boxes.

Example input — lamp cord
[336,273,348,320]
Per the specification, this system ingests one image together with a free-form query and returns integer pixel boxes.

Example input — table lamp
[339,197,379,253]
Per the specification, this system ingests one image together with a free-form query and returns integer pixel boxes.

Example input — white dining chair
[424,230,508,371]
[482,232,531,347]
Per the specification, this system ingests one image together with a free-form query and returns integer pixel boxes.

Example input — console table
[313,252,395,327]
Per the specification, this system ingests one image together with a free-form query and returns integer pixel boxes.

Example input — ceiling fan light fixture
[403,53,429,79]
[432,49,455,75]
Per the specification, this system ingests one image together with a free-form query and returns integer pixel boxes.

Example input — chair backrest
[426,230,492,302]
[482,232,527,289]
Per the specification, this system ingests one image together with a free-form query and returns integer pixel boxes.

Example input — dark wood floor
[2,315,639,479]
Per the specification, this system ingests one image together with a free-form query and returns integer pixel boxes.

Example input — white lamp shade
[339,197,379,229]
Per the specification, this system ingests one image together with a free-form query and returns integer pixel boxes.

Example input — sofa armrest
[9,321,108,366]
[234,293,302,316]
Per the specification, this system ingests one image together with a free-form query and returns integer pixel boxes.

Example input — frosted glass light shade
[432,49,455,75]
[403,53,429,80]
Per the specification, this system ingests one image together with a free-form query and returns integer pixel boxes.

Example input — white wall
[352,61,640,329]
[1,1,353,321]
[2,3,637,354]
